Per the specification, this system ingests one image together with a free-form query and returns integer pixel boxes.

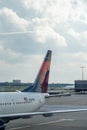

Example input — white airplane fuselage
[0,92,47,115]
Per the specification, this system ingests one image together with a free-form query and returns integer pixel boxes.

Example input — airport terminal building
[75,80,87,92]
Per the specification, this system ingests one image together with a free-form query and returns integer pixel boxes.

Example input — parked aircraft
[0,50,87,130]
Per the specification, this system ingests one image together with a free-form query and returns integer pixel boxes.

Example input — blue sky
[0,0,87,83]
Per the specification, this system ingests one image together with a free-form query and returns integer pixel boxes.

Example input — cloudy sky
[0,0,87,83]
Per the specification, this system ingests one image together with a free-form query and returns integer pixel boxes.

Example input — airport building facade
[75,80,87,92]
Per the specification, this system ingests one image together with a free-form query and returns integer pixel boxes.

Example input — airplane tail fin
[22,50,52,93]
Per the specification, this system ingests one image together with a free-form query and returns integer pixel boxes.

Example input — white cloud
[68,28,80,39]
[0,7,29,32]
[74,52,87,62]
[0,0,87,83]
[23,0,72,25]
[0,45,25,64]
[71,1,87,22]
[68,28,87,46]
[32,18,67,46]
[23,0,46,11]
[22,0,87,25]
[81,31,87,44]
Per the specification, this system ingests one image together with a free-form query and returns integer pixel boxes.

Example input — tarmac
[6,94,87,130]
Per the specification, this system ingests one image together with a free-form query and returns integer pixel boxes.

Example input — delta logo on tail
[22,50,52,93]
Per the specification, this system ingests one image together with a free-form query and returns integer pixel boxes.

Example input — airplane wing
[45,93,71,98]
[1,109,87,118]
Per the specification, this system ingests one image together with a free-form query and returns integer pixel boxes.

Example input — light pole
[80,66,85,80]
